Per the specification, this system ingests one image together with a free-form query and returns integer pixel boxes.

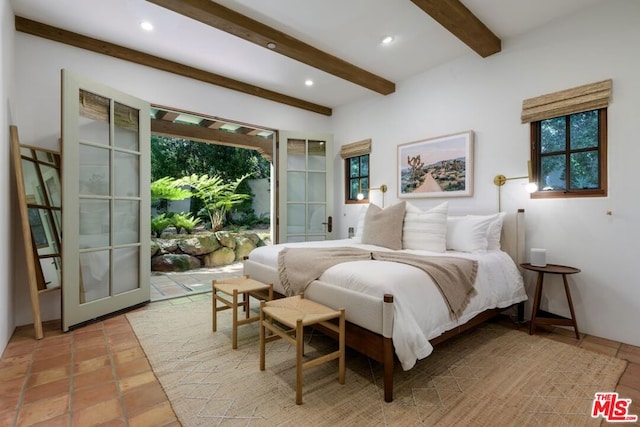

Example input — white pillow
[402,202,448,252]
[446,215,496,253]
[353,205,369,242]
[467,212,506,250]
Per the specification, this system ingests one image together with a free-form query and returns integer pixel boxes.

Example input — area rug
[127,297,627,426]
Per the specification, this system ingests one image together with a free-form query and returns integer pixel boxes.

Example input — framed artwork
[397,130,474,198]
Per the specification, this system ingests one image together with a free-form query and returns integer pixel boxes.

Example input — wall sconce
[357,184,388,207]
[494,162,537,211]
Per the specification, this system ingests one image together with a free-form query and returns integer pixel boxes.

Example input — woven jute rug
[127,297,626,426]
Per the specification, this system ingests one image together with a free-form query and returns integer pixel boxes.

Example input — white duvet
[247,239,527,370]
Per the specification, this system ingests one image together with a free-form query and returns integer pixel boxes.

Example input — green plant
[233,211,270,228]
[172,212,201,234]
[151,213,174,237]
[177,174,250,232]
[151,177,191,213]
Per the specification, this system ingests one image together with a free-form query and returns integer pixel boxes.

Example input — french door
[278,131,333,243]
[61,70,150,331]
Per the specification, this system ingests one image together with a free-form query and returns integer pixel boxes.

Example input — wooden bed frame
[248,209,525,402]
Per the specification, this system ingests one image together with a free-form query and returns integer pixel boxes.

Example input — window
[346,154,369,203]
[339,138,372,204]
[530,108,607,198]
[521,79,611,199]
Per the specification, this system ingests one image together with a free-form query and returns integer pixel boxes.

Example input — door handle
[322,216,333,232]
[324,216,332,233]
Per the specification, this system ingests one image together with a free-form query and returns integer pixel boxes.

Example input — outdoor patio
[150,261,244,301]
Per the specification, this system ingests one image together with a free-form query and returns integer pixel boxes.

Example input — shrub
[173,212,201,234]
[151,213,174,237]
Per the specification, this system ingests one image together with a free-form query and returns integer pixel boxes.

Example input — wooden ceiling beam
[199,119,225,129]
[151,118,273,160]
[410,0,501,58]
[15,16,332,116]
[155,110,180,121]
[146,0,396,95]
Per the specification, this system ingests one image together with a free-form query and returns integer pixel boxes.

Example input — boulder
[234,237,256,261]
[242,232,262,246]
[154,238,179,254]
[178,235,220,256]
[203,247,236,267]
[215,231,237,249]
[151,254,201,272]
[150,240,160,257]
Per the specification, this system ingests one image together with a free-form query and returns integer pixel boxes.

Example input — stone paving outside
[150,262,244,301]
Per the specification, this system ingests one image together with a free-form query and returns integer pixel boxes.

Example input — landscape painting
[398,131,474,198]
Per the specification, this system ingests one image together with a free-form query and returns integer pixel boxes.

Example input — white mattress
[245,238,527,370]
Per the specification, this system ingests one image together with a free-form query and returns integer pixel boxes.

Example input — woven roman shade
[340,138,371,159]
[79,90,140,131]
[521,79,612,123]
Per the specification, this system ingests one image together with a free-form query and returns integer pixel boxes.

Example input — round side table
[520,263,581,339]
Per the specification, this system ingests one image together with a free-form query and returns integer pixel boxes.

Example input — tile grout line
[12,341,34,427]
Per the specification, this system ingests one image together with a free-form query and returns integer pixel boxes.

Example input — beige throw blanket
[278,247,478,319]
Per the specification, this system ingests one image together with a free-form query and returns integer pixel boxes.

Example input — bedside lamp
[494,162,537,211]
[357,184,388,207]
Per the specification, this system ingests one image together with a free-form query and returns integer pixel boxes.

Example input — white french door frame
[61,69,151,331]
[277,131,334,243]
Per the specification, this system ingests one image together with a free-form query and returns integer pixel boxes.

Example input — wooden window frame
[530,108,607,199]
[345,154,370,205]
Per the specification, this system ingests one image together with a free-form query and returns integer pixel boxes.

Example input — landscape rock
[203,247,236,267]
[178,235,220,256]
[151,254,201,272]
[151,230,267,272]
[235,237,256,260]
[215,231,237,249]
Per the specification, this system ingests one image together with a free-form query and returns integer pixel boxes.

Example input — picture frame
[397,130,474,198]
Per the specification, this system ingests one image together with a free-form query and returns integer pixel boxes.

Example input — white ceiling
[11,0,603,110]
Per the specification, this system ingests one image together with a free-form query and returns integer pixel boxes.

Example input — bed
[244,202,527,402]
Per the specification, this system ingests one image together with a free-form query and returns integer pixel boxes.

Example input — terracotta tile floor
[0,298,195,427]
[1,295,640,426]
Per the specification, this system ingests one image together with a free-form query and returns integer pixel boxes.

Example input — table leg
[561,274,580,339]
[529,272,544,335]
[212,289,218,332]
[232,290,238,349]
[259,300,266,371]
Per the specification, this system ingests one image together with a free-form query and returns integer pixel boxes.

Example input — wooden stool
[259,295,345,405]
[212,275,273,349]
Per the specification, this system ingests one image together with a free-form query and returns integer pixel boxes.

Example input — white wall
[333,0,640,346]
[10,33,331,327]
[248,178,271,219]
[1,0,15,353]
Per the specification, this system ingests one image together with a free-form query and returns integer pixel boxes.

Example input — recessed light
[140,21,154,31]
[381,35,394,45]
[267,42,277,49]
[305,79,314,87]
